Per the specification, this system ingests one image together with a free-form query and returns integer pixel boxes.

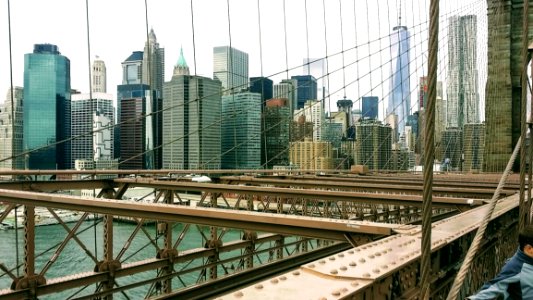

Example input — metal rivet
[375,252,381,256]
[359,258,366,263]
[381,265,388,269]
[351,281,359,287]
[363,272,371,277]
[341,288,348,293]
[270,278,279,284]
[340,266,347,271]
[373,268,380,274]
[329,257,336,261]
[330,269,338,275]
[368,255,375,259]
[234,291,244,298]
[292,271,300,276]
[355,248,361,252]
[308,264,315,268]
[349,261,357,267]
[348,250,355,254]
[338,253,345,258]
[331,290,341,296]
[280,276,287,281]
[255,284,263,289]
[319,260,326,264]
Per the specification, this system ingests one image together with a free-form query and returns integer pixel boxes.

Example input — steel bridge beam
[113,178,485,209]
[0,189,398,241]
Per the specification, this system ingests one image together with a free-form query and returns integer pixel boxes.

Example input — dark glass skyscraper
[362,96,379,120]
[23,44,71,169]
[249,77,273,105]
[291,75,317,110]
[388,26,411,137]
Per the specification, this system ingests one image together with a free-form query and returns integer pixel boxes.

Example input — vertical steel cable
[338,0,346,98]
[421,0,438,298]
[6,0,19,277]
[519,0,530,231]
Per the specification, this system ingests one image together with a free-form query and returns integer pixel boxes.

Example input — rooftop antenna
[398,0,402,26]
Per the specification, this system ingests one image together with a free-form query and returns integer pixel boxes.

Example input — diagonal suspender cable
[420,0,438,298]
[6,0,19,277]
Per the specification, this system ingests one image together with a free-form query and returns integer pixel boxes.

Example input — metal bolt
[308,264,316,268]
[280,276,287,281]
[340,266,347,271]
[255,284,264,289]
[349,261,357,267]
[292,271,300,276]
[329,257,336,261]
[350,281,359,287]
[368,255,375,259]
[348,250,355,254]
[338,253,345,258]
[270,278,279,284]
[358,258,366,263]
[330,269,338,275]
[381,265,388,269]
[331,290,341,296]
[319,260,326,264]
[363,272,371,277]
[373,268,380,274]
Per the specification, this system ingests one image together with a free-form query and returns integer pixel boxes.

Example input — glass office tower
[23,44,71,169]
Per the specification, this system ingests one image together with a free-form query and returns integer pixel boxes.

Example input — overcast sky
[0,0,486,119]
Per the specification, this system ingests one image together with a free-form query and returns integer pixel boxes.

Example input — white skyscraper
[273,79,298,112]
[0,87,24,170]
[213,46,249,95]
[71,92,114,163]
[92,57,106,93]
[447,15,478,128]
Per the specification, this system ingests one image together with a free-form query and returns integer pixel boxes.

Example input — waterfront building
[213,46,249,95]
[92,57,107,93]
[23,44,71,169]
[291,75,317,110]
[221,92,262,169]
[354,120,392,171]
[447,15,478,129]
[388,25,411,137]
[163,50,222,169]
[289,138,333,170]
[262,98,291,168]
[0,87,24,170]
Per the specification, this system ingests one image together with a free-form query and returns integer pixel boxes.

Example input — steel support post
[208,193,220,280]
[161,190,175,293]
[242,230,257,269]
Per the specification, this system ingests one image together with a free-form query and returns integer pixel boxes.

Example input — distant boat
[0,222,14,230]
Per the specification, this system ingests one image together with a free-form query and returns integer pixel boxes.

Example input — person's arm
[467,274,519,300]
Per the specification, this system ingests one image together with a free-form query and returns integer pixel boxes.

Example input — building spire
[173,46,190,76]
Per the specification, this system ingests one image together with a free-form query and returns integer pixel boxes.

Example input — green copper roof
[176,47,188,68]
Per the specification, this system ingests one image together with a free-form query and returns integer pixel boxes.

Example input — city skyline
[0,0,487,119]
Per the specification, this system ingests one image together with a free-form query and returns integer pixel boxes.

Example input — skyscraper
[273,79,298,112]
[142,28,165,169]
[163,50,222,169]
[213,46,249,95]
[221,92,262,169]
[291,75,317,110]
[249,77,273,105]
[389,25,411,137]
[294,100,324,141]
[71,93,114,163]
[92,56,107,93]
[263,98,291,168]
[355,120,392,171]
[23,44,71,169]
[117,51,150,169]
[447,15,478,128]
[361,96,379,120]
[0,87,24,170]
